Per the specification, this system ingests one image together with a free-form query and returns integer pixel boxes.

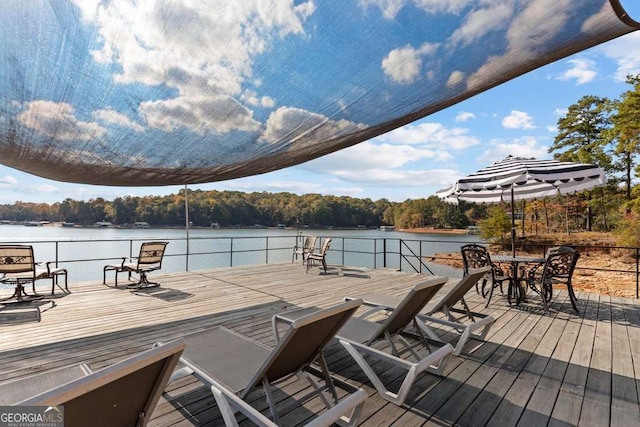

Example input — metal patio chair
[103,241,168,288]
[526,246,580,313]
[292,235,317,264]
[306,237,332,273]
[0,244,68,302]
[460,243,510,307]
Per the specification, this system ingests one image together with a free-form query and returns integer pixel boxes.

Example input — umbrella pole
[511,188,516,257]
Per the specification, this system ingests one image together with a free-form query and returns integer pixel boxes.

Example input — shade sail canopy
[435,156,607,204]
[0,1,638,187]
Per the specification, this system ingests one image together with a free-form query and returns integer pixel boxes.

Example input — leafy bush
[614,212,640,248]
[479,206,511,243]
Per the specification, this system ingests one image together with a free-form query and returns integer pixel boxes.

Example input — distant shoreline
[398,227,468,235]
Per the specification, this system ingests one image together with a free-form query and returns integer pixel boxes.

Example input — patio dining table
[491,255,546,305]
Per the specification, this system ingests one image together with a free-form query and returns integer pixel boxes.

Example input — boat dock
[1,263,638,426]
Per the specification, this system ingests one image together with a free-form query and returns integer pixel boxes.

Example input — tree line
[0,190,475,229]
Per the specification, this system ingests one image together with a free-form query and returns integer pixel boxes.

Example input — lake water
[0,225,482,289]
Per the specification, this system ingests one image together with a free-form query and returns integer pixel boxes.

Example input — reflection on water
[0,225,481,288]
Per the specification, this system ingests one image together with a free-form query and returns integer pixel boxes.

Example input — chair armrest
[45,261,54,275]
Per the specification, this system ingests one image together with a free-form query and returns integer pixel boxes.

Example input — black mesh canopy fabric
[0,1,638,186]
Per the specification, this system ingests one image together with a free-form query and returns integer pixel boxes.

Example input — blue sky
[0,1,639,204]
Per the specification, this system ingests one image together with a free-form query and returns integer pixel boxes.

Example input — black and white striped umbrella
[436,155,606,256]
[436,155,606,204]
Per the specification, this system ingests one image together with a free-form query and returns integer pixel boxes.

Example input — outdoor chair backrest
[18,339,185,427]
[318,237,331,255]
[427,267,491,314]
[242,298,361,395]
[137,242,168,268]
[460,244,492,272]
[461,243,504,280]
[369,276,448,342]
[0,245,36,276]
[304,236,317,252]
[541,246,579,284]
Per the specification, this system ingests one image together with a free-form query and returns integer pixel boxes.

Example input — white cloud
[446,70,465,88]
[547,125,557,132]
[329,168,459,187]
[412,0,473,15]
[556,58,597,85]
[455,111,476,122]
[21,184,59,194]
[553,108,568,116]
[502,110,534,129]
[467,0,573,90]
[241,90,276,108]
[360,0,473,19]
[306,140,447,173]
[359,0,405,19]
[303,147,460,188]
[477,136,548,163]
[0,173,60,199]
[93,108,144,132]
[227,179,325,194]
[0,175,18,186]
[72,0,314,133]
[382,42,439,84]
[140,94,260,134]
[260,107,364,144]
[597,31,640,82]
[382,45,422,84]
[17,101,107,140]
[448,1,513,47]
[376,121,480,149]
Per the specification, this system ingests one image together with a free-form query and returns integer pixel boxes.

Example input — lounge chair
[273,276,454,406]
[292,235,317,264]
[306,237,332,273]
[0,339,185,426]
[170,299,367,426]
[0,244,68,301]
[345,267,493,356]
[103,241,168,288]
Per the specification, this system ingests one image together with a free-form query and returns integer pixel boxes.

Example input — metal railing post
[383,238,387,268]
[230,238,234,267]
[636,248,640,298]
[185,237,189,272]
[266,237,269,264]
[55,241,59,267]
[341,237,345,266]
[374,239,377,269]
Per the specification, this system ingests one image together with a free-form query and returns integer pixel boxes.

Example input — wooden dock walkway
[1,263,638,426]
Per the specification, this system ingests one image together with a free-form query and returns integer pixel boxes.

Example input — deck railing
[2,235,638,298]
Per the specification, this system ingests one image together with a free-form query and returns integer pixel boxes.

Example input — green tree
[550,95,613,171]
[609,75,640,199]
[479,206,511,243]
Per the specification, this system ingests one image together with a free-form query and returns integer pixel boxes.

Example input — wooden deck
[1,263,639,426]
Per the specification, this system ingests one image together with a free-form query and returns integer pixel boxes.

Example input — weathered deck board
[1,262,639,426]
